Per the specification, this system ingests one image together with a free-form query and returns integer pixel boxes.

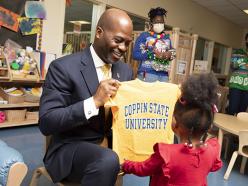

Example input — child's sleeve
[122,149,164,176]
[208,138,223,172]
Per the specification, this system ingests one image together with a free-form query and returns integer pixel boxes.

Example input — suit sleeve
[39,60,89,136]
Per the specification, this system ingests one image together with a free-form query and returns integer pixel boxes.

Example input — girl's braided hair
[174,73,219,142]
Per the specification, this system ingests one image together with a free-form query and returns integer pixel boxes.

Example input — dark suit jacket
[39,47,133,182]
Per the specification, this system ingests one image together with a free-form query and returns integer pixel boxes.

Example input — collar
[90,45,112,68]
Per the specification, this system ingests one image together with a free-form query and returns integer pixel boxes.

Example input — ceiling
[65,0,248,32]
[191,0,248,28]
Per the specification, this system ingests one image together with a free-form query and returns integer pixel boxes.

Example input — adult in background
[39,8,133,186]
[228,33,248,115]
[132,7,176,82]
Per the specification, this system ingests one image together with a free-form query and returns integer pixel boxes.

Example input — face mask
[153,23,164,34]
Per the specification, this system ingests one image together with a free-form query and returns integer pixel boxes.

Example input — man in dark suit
[39,8,133,186]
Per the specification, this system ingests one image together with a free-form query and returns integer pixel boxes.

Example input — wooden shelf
[0,79,43,83]
[0,102,39,109]
[0,77,9,80]
[0,119,38,128]
[0,67,8,70]
[0,68,43,128]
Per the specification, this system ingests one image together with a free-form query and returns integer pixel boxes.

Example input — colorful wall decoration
[25,1,46,19]
[0,6,20,32]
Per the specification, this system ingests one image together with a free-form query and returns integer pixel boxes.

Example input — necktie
[101,64,111,80]
[101,64,111,135]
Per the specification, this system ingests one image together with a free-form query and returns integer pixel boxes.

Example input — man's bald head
[97,8,133,32]
[93,9,133,64]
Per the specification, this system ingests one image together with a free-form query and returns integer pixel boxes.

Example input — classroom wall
[41,0,65,56]
[42,0,246,57]
[102,0,244,48]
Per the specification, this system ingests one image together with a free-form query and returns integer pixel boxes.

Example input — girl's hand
[119,164,126,176]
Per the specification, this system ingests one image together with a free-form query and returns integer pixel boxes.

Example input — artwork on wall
[177,60,187,75]
[194,60,208,73]
[25,1,46,19]
[0,6,20,32]
[18,17,41,35]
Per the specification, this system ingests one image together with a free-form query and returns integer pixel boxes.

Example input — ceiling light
[69,20,91,25]
[243,9,248,14]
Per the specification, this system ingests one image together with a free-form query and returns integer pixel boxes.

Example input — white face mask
[153,23,164,33]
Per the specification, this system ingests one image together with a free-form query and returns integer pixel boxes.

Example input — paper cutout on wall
[177,60,187,75]
[25,1,46,19]
[18,17,41,35]
[0,6,20,32]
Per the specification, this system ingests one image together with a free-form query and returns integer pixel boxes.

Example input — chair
[237,112,248,121]
[30,136,123,186]
[214,86,230,159]
[224,130,248,180]
[237,112,248,174]
[0,140,28,186]
[216,85,229,113]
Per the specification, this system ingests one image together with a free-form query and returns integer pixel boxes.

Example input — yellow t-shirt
[106,79,181,163]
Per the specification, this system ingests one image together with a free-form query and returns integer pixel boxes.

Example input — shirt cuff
[84,97,99,119]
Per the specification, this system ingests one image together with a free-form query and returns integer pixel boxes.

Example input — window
[212,43,227,74]
[195,37,209,61]
[63,0,93,54]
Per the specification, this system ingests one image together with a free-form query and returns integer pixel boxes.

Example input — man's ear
[96,26,104,39]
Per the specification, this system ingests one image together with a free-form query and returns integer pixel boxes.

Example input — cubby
[0,80,42,128]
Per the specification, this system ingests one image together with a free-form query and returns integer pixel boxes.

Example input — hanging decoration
[18,17,41,35]
[25,1,46,19]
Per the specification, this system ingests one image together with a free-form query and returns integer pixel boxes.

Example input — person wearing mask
[132,7,176,82]
[39,9,133,186]
[228,33,248,115]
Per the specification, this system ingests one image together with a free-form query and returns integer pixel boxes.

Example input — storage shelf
[0,67,8,70]
[0,119,38,128]
[0,79,44,83]
[0,56,43,129]
[0,77,9,80]
[0,102,39,109]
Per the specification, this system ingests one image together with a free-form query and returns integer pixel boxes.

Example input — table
[214,113,248,155]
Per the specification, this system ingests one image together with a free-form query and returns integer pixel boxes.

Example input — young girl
[121,73,223,186]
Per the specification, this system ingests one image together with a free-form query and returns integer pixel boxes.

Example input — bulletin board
[0,0,38,48]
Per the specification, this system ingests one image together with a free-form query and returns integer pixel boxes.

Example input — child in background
[122,73,222,186]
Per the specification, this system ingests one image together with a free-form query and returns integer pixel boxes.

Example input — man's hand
[93,79,121,108]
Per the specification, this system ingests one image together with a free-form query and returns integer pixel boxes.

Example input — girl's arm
[122,151,163,176]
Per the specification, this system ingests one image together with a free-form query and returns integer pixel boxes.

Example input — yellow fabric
[106,79,181,163]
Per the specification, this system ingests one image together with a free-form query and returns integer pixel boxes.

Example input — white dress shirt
[84,45,112,119]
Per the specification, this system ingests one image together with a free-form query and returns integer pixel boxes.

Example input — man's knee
[98,149,120,174]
